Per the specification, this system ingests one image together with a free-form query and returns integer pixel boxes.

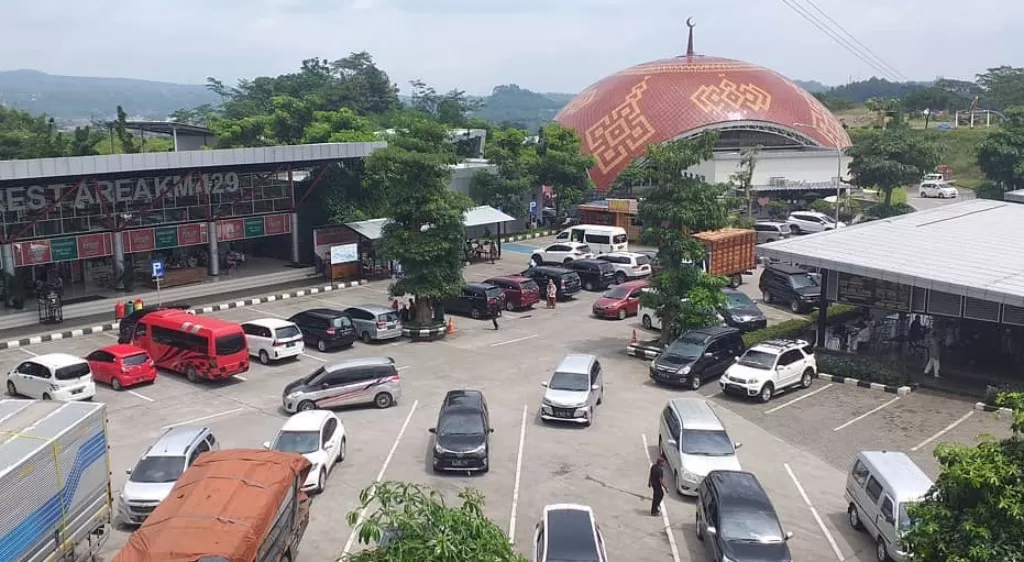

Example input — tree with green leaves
[976,66,1024,111]
[343,481,525,562]
[209,95,377,148]
[977,106,1024,199]
[902,392,1024,562]
[532,123,594,217]
[408,80,482,127]
[637,132,730,344]
[469,127,538,217]
[846,126,940,207]
[729,145,762,218]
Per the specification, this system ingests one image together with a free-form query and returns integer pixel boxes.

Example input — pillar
[290,212,300,264]
[172,127,179,152]
[112,233,126,290]
[208,222,220,276]
[1,244,14,276]
[816,269,830,348]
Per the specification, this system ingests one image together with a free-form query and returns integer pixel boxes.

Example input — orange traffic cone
[447,317,456,334]
[630,329,637,344]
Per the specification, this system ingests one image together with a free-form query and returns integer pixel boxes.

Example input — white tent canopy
[346,205,516,240]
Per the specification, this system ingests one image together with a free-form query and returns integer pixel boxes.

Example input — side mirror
[785,531,794,540]
[734,442,743,449]
[705,526,717,536]
[540,382,548,387]
[489,428,495,433]
[666,438,677,446]
[125,468,132,475]
[428,428,436,434]
[884,514,895,525]
[321,383,330,389]
[591,384,600,391]
[262,441,271,449]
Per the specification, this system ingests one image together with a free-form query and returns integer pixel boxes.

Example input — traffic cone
[630,329,637,344]
[447,317,456,334]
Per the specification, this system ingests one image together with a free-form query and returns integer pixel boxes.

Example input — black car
[520,266,582,299]
[288,308,357,352]
[117,304,191,343]
[649,327,744,390]
[718,288,768,332]
[758,263,821,313]
[443,283,505,319]
[562,259,616,291]
[696,470,793,562]
[429,390,493,473]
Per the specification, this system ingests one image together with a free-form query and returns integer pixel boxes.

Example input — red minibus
[131,309,250,382]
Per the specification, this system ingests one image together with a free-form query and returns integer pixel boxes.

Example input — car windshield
[122,353,149,366]
[438,413,484,436]
[130,455,186,483]
[737,350,777,370]
[724,292,755,309]
[680,429,735,456]
[485,288,505,299]
[215,334,245,355]
[54,362,90,380]
[898,502,916,529]
[789,274,819,289]
[549,371,590,392]
[304,367,326,383]
[720,509,785,543]
[664,339,705,361]
[272,430,320,454]
[275,325,301,339]
[603,286,632,299]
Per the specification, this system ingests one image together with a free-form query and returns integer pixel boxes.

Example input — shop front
[577,199,641,242]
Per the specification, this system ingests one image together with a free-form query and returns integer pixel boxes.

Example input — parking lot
[3,249,1014,562]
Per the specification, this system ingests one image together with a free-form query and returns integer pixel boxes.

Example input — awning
[464,205,516,227]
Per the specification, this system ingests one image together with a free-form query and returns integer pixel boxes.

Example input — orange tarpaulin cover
[113,449,311,562]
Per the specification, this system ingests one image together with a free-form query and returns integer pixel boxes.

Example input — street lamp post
[793,122,842,223]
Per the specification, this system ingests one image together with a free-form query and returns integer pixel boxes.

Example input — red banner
[217,219,244,242]
[264,214,291,235]
[178,223,207,246]
[124,229,155,253]
[15,241,52,266]
[77,233,112,259]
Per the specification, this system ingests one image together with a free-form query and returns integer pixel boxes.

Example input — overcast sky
[2,0,1017,95]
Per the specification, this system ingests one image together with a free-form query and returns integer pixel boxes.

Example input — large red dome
[555,54,852,191]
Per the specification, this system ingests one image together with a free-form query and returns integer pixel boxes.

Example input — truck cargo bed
[693,228,757,280]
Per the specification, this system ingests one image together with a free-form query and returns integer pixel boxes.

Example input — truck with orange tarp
[112,449,311,562]
[692,228,757,288]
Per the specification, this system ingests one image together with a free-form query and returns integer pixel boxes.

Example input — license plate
[555,410,573,418]
[71,388,82,394]
[450,459,468,467]
[286,342,295,348]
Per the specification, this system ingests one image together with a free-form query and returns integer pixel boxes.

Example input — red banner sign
[264,214,291,235]
[124,229,155,253]
[14,240,52,266]
[178,223,208,246]
[77,233,112,259]
[217,219,244,242]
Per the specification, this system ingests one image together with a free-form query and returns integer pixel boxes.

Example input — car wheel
[689,376,701,391]
[111,378,123,391]
[790,225,801,235]
[317,339,327,352]
[641,315,653,329]
[848,504,864,530]
[338,438,347,463]
[919,191,926,198]
[259,350,270,365]
[361,332,371,343]
[597,389,604,405]
[765,238,776,243]
[615,272,627,284]
[801,369,814,388]
[584,280,595,291]
[762,290,773,304]
[6,381,16,396]
[185,365,198,383]
[471,308,481,319]
[374,392,394,409]
[532,254,543,265]
[563,257,573,264]
[759,383,774,403]
[297,400,316,412]
[729,273,742,288]
[505,300,516,312]
[876,537,890,562]
[790,300,802,313]
[42,393,51,400]
[696,511,704,541]
[316,468,326,494]
[616,309,626,320]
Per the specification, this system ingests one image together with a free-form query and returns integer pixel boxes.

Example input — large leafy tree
[469,127,538,217]
[209,95,377,148]
[977,106,1024,198]
[0,105,104,159]
[847,126,940,206]
[730,145,762,217]
[903,392,1024,562]
[637,132,730,344]
[532,123,595,217]
[976,66,1024,111]
[344,481,525,562]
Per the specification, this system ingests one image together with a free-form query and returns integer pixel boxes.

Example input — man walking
[490,299,501,330]
[924,329,941,378]
[546,279,557,309]
[648,457,668,516]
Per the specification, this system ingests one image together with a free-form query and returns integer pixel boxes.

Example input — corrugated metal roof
[345,218,389,241]
[464,205,515,227]
[757,199,1024,306]
[0,400,105,474]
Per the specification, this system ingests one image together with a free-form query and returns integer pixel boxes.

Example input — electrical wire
[799,0,908,81]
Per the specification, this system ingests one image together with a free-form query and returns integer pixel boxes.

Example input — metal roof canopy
[346,206,515,241]
[114,120,214,137]
[345,218,389,241]
[0,142,387,183]
[757,199,1024,307]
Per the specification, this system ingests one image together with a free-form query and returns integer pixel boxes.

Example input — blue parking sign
[151,259,165,279]
[529,200,538,215]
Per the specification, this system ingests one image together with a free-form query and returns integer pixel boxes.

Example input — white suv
[241,318,304,364]
[531,242,594,265]
[919,181,958,199]
[720,339,817,402]
[595,252,652,283]
[786,211,845,234]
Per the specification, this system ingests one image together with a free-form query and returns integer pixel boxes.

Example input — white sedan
[919,181,959,198]
[264,410,346,493]
[530,242,594,265]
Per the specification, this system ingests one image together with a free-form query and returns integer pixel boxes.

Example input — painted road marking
[911,410,975,452]
[490,334,538,347]
[162,407,246,429]
[508,404,529,544]
[128,390,154,402]
[833,396,902,432]
[785,463,844,561]
[234,375,248,382]
[641,433,681,562]
[247,306,286,319]
[300,352,327,362]
[765,384,834,414]
[18,347,37,357]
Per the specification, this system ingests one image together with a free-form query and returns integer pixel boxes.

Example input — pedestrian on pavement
[398,303,409,324]
[490,299,501,330]
[648,457,668,516]
[924,329,941,378]
[546,279,557,309]
[489,243,497,264]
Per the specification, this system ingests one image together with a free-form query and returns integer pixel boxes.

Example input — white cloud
[0,0,1018,94]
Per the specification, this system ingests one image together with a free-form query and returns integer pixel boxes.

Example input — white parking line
[100,332,120,340]
[641,433,681,562]
[702,389,722,399]
[833,396,901,432]
[18,348,37,357]
[397,365,410,371]
[508,404,528,544]
[911,410,975,452]
[765,384,834,414]
[342,400,419,556]
[300,352,327,362]
[127,390,154,402]
[247,306,286,319]
[784,463,844,561]
[161,407,245,429]
[490,334,538,347]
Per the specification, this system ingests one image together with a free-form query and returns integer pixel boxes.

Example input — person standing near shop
[546,279,557,309]
[924,329,941,378]
[648,457,668,516]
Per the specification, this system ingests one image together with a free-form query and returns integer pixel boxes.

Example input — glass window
[577,244,593,254]
[636,255,651,266]
[777,350,803,366]
[612,234,628,244]
[122,353,149,366]
[789,274,819,289]
[737,350,776,369]
[898,502,916,529]
[880,496,895,523]
[55,362,91,381]
[680,429,735,456]
[275,325,301,339]
[851,460,870,487]
[272,430,320,454]
[323,418,337,441]
[663,338,706,361]
[548,372,590,391]
[215,334,245,355]
[865,476,884,502]
[376,312,399,323]
[331,316,352,329]
[719,508,785,543]
[724,291,755,309]
[585,233,611,245]
[438,413,484,436]
[130,456,186,483]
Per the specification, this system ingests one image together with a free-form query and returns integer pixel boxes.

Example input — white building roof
[345,205,514,241]
[757,199,1024,306]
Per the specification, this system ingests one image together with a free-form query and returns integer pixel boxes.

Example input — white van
[845,451,933,562]
[554,225,628,254]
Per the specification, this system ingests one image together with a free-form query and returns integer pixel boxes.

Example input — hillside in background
[0,69,219,122]
[470,84,570,130]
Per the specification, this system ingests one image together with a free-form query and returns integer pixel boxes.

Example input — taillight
[272,339,280,347]
[377,321,387,328]
[326,328,336,335]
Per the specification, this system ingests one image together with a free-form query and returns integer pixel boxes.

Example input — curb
[0,279,368,350]
[973,402,1015,415]
[499,230,555,243]
[818,373,915,395]
[626,342,662,360]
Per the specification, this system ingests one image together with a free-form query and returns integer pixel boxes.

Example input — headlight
[677,365,691,375]
[680,468,700,482]
[467,444,486,454]
[434,443,446,454]
[542,398,554,407]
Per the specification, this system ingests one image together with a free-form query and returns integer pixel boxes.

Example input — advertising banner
[217,219,244,242]
[155,226,179,249]
[264,214,291,236]
[50,238,79,262]
[124,229,156,253]
[77,233,112,259]
[244,217,266,239]
[178,223,207,246]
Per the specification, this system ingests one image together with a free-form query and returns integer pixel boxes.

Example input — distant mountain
[794,80,828,93]
[0,69,219,122]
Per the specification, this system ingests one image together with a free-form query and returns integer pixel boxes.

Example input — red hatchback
[484,276,541,311]
[592,280,649,319]
[85,344,157,390]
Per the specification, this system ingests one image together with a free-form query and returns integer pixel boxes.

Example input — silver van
[118,426,218,525]
[343,304,402,342]
[844,451,933,562]
[658,398,742,496]
[540,353,604,426]
[282,356,402,412]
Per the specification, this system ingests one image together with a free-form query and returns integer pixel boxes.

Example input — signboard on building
[835,272,911,311]
[607,199,638,214]
[330,243,358,264]
[77,233,112,259]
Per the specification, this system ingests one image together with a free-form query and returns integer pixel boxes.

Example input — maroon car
[484,275,541,311]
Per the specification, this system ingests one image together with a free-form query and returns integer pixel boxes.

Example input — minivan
[241,318,304,364]
[532,504,608,562]
[540,353,604,426]
[696,470,793,562]
[562,259,616,291]
[342,304,402,342]
[288,308,357,352]
[845,451,933,562]
[658,398,742,495]
[118,426,219,525]
[649,327,744,389]
[282,356,401,412]
[758,263,821,313]
[485,275,541,311]
[555,225,629,254]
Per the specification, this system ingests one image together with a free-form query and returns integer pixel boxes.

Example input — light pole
[793,122,843,223]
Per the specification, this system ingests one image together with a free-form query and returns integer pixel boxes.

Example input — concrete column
[816,269,830,348]
[111,233,126,290]
[290,212,300,264]
[1,244,15,276]
[208,222,220,276]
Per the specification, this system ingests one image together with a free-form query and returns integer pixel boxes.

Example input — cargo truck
[692,228,757,288]
[0,399,111,562]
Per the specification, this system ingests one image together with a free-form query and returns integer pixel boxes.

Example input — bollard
[115,300,126,320]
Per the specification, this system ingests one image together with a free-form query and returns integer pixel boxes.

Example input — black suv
[696,470,793,562]
[429,390,493,473]
[288,308,357,352]
[758,263,821,313]
[562,259,616,291]
[117,305,191,343]
[649,326,744,390]
[520,266,582,299]
[718,288,767,332]
[443,283,505,319]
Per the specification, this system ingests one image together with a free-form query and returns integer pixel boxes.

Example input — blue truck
[0,399,111,562]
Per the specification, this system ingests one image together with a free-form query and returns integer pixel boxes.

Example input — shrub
[865,202,915,219]
[810,303,861,325]
[816,351,911,386]
[984,383,1024,406]
[742,319,812,347]
[809,199,833,215]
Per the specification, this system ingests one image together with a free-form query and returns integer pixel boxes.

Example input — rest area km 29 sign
[0,172,241,212]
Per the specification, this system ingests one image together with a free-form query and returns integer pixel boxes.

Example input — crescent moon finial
[686,17,695,28]
[685,17,696,56]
